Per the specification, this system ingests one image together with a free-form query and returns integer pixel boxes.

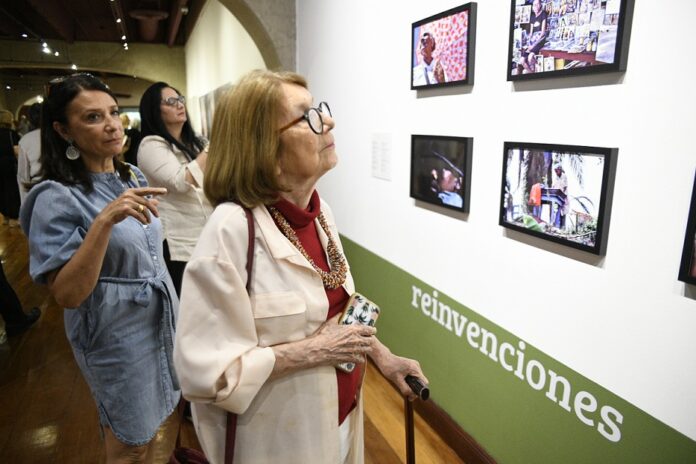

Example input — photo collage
[510,0,624,77]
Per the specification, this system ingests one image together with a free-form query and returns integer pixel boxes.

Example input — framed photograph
[507,0,634,81]
[499,141,617,255]
[410,135,473,213]
[198,82,234,140]
[411,2,477,89]
[678,172,696,284]
[198,91,215,140]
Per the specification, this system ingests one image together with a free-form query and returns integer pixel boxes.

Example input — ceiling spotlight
[42,47,51,54]
[21,33,28,38]
[121,35,126,40]
[42,42,48,47]
[71,64,77,70]
[37,96,44,103]
[116,18,122,23]
[5,85,10,90]
[54,51,60,56]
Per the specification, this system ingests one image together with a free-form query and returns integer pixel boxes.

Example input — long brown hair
[204,69,307,208]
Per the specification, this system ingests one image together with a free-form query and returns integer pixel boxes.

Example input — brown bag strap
[242,206,255,293]
[225,205,255,464]
[174,399,186,449]
[224,413,238,464]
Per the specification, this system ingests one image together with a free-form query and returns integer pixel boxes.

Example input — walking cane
[404,375,430,464]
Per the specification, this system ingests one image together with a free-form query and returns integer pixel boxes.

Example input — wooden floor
[0,220,463,463]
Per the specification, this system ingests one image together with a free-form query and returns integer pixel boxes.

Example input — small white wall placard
[371,133,392,181]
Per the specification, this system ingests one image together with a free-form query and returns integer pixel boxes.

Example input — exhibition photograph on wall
[507,0,634,80]
[410,135,473,213]
[411,3,477,89]
[679,172,696,285]
[500,142,617,254]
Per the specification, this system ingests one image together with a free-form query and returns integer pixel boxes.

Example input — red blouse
[271,191,360,425]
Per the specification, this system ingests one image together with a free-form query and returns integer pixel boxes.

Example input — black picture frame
[678,172,696,285]
[411,2,477,90]
[410,135,473,213]
[507,0,634,81]
[499,141,617,255]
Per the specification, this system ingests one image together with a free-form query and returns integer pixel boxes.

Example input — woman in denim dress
[19,74,180,463]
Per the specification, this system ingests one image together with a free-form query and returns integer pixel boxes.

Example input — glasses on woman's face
[279,101,331,135]
[162,95,186,107]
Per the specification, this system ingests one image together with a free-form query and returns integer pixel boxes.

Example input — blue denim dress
[19,167,180,446]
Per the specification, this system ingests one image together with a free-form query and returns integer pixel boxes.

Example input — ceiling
[0,0,204,47]
[0,1,206,112]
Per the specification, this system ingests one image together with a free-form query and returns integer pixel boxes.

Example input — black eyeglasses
[279,101,331,134]
[162,95,186,107]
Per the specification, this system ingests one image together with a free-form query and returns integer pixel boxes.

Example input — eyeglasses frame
[161,95,186,107]
[278,101,331,135]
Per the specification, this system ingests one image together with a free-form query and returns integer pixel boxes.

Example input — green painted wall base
[342,236,696,463]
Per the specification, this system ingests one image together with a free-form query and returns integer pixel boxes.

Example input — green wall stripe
[342,236,696,463]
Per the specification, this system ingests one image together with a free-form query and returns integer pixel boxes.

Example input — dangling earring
[65,139,80,160]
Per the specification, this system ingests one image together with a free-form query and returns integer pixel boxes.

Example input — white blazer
[174,199,364,464]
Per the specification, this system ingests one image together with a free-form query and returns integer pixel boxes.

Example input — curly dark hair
[139,82,205,161]
[39,73,130,191]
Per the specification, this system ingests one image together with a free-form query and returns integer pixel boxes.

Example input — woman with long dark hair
[20,73,180,463]
[137,82,212,296]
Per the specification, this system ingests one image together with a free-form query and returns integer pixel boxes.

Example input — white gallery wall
[297,0,696,441]
[185,0,265,131]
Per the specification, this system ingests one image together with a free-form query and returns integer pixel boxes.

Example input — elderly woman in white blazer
[173,70,427,464]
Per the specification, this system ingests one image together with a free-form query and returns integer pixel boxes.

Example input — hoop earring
[65,139,80,160]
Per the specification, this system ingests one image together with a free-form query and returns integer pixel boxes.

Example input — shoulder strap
[242,206,255,292]
[225,204,255,464]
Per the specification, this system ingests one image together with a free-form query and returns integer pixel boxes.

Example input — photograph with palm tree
[499,141,617,255]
